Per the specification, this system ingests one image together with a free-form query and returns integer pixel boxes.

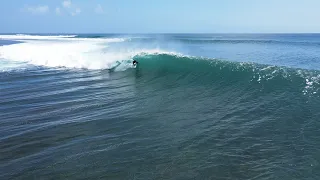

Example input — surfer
[133,60,138,66]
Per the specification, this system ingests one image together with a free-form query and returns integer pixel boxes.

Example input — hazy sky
[1,0,320,33]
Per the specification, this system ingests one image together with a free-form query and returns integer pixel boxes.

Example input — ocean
[0,34,319,180]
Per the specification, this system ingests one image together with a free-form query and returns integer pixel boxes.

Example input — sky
[1,0,320,33]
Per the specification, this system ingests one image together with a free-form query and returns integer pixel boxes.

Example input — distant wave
[0,34,77,40]
[175,38,320,46]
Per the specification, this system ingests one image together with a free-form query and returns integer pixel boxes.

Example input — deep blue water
[0,34,320,180]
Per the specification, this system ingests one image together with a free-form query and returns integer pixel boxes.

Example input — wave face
[1,34,320,180]
[133,53,320,96]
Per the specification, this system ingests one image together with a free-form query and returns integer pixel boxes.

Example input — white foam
[0,34,127,43]
[0,35,179,71]
[0,34,77,40]
[0,59,29,72]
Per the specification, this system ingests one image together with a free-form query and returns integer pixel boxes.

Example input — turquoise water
[1,34,320,179]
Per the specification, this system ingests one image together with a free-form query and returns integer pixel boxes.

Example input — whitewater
[0,34,179,70]
[1,34,320,180]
